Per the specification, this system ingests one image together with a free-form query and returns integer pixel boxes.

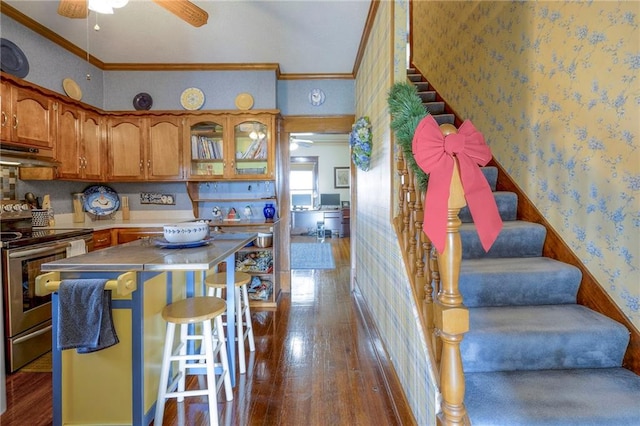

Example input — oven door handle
[7,241,71,259]
[12,324,53,344]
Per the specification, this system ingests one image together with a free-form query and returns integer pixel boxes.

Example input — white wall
[290,141,350,204]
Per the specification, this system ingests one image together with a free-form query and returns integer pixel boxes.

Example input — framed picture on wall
[334,167,350,188]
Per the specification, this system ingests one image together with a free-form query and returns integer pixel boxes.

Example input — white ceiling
[3,0,372,76]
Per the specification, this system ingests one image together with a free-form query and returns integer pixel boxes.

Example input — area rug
[291,243,336,270]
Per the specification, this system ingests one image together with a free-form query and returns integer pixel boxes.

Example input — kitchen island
[39,233,257,426]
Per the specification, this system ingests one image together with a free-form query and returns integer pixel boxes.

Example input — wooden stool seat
[205,271,252,288]
[205,272,256,374]
[162,296,226,324]
[155,296,232,426]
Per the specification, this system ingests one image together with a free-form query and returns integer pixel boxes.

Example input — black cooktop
[0,228,93,249]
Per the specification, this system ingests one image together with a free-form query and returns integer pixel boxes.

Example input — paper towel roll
[66,240,87,257]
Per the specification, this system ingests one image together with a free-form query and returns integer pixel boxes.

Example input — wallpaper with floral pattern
[413,1,639,329]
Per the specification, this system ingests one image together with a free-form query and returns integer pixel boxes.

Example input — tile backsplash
[1,165,18,200]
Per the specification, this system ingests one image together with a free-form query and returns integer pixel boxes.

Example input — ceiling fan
[57,0,209,27]
[290,137,314,151]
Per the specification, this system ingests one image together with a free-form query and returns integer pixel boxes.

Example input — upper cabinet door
[229,114,275,180]
[108,116,145,181]
[147,116,183,180]
[1,83,57,153]
[81,111,105,181]
[56,103,82,179]
[185,115,227,180]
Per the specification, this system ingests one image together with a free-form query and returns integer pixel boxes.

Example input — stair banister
[435,157,469,425]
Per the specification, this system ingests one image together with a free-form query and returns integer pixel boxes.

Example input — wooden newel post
[435,159,469,425]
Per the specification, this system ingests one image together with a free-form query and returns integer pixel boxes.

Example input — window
[290,156,319,209]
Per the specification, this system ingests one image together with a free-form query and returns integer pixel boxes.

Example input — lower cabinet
[92,229,114,250]
[116,227,163,244]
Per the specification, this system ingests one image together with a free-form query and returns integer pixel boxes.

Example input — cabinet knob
[147,160,151,170]
[12,114,18,129]
[1,111,6,127]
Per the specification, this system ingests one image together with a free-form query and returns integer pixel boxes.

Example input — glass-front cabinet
[188,118,226,178]
[186,113,276,180]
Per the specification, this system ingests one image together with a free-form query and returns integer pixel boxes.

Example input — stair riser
[460,222,546,259]
[459,192,517,223]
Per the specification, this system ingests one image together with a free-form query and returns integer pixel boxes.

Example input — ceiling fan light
[88,0,114,14]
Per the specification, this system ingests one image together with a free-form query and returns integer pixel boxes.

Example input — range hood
[0,144,60,167]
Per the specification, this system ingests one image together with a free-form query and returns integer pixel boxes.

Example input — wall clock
[309,88,325,106]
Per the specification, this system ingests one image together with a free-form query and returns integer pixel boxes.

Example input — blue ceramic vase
[263,203,275,220]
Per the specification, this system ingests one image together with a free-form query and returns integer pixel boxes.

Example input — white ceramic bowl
[163,222,209,243]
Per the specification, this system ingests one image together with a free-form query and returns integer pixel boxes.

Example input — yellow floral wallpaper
[412,1,639,329]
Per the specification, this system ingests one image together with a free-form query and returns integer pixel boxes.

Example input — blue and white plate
[83,185,120,216]
[153,238,210,249]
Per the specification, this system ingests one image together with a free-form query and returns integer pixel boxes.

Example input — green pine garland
[387,82,429,191]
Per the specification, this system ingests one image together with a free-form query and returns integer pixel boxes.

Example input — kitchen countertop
[41,232,257,272]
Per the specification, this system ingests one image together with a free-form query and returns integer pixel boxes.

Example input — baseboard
[489,157,640,374]
[352,281,418,425]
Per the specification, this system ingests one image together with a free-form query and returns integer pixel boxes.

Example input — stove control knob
[12,204,21,211]
[20,204,30,211]
[2,205,12,212]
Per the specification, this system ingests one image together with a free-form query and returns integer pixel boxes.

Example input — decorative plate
[153,238,210,249]
[82,185,120,216]
[180,87,205,110]
[235,93,254,110]
[62,78,82,101]
[308,88,325,106]
[0,39,29,78]
[133,92,153,110]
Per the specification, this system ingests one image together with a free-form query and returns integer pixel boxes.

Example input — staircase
[458,167,640,425]
[405,68,640,424]
[407,70,455,126]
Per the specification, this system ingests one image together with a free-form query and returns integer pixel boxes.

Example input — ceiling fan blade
[151,0,209,27]
[291,138,314,148]
[58,0,88,19]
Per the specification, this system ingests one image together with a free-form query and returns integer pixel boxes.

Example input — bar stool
[204,271,256,374]
[155,296,233,426]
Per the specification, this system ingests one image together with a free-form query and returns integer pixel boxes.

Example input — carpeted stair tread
[462,304,630,372]
[461,221,546,259]
[465,368,640,426]
[432,114,455,125]
[459,191,517,222]
[460,257,581,307]
[480,166,498,190]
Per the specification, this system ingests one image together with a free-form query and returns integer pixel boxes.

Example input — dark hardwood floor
[1,236,414,425]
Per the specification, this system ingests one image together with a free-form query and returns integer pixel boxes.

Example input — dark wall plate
[1,39,29,78]
[133,92,153,110]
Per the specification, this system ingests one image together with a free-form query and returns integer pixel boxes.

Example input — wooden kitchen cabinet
[0,78,57,157]
[186,112,276,181]
[116,227,163,244]
[57,104,105,181]
[92,229,114,250]
[108,115,183,181]
[147,116,184,180]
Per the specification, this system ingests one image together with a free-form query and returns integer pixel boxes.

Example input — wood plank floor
[1,236,415,425]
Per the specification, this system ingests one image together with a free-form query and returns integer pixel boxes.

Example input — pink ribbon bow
[412,115,502,253]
